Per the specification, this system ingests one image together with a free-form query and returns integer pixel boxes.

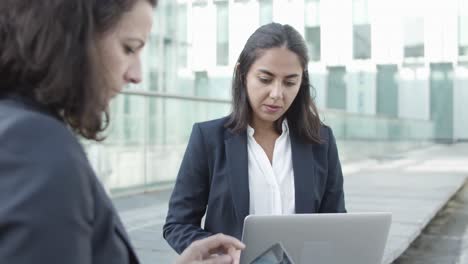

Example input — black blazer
[0,95,139,264]
[163,116,346,254]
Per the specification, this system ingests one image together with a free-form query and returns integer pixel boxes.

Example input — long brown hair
[225,23,322,144]
[0,0,157,140]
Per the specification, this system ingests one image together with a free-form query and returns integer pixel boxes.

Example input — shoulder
[195,116,230,132]
[319,124,335,144]
[188,116,231,150]
[0,98,93,200]
[318,124,340,162]
[307,124,338,157]
[194,116,230,140]
[0,99,82,155]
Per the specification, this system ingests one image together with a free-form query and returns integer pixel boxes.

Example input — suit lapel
[97,180,140,263]
[290,133,316,213]
[225,130,250,225]
[114,213,140,263]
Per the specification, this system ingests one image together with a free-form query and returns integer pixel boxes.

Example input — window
[192,0,208,7]
[404,17,424,58]
[216,1,229,66]
[352,0,371,59]
[353,24,371,59]
[259,0,273,25]
[326,66,347,110]
[177,3,188,68]
[194,71,209,97]
[149,72,159,91]
[304,0,321,62]
[459,0,468,57]
[460,16,468,56]
[147,34,160,91]
[376,65,398,118]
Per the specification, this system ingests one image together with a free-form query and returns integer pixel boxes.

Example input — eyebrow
[257,69,300,79]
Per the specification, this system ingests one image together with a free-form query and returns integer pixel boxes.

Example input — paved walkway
[113,143,468,264]
[394,181,468,264]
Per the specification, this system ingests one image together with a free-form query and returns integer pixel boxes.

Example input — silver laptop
[240,213,392,264]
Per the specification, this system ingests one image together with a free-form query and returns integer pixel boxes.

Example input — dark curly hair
[0,0,158,140]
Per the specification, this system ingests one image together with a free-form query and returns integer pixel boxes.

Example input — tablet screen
[250,242,295,264]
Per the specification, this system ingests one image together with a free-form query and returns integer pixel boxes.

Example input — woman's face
[245,46,303,128]
[96,0,154,102]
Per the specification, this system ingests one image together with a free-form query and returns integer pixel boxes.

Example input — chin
[260,113,282,123]
[110,88,122,98]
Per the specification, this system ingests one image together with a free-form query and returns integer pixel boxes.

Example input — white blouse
[247,119,295,215]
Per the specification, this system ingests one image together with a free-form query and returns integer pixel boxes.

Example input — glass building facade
[84,0,468,195]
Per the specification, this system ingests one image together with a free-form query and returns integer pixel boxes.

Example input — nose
[269,81,283,100]
[124,58,142,84]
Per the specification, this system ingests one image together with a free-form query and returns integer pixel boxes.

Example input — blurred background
[84,0,468,195]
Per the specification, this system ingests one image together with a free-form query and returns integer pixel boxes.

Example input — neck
[250,117,281,135]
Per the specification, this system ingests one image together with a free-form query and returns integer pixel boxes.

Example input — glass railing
[82,90,434,195]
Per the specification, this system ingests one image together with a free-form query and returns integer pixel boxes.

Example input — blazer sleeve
[163,123,213,254]
[0,114,94,264]
[319,126,347,213]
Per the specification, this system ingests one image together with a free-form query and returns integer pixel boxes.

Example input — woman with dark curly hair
[0,0,246,262]
[0,0,159,263]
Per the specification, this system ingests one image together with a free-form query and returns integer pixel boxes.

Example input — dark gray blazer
[0,95,139,264]
[163,116,346,254]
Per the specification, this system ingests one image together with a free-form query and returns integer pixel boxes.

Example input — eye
[284,81,297,87]
[258,77,271,84]
[124,45,136,54]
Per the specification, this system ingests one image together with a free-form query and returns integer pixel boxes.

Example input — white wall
[191,3,216,71]
[425,0,459,62]
[371,0,404,64]
[273,0,305,35]
[229,1,259,66]
[321,0,353,65]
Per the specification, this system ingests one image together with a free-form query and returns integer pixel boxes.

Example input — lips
[264,104,282,113]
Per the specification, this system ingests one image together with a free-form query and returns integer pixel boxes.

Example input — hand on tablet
[175,233,245,264]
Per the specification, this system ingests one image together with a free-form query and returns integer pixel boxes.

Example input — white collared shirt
[247,119,295,215]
